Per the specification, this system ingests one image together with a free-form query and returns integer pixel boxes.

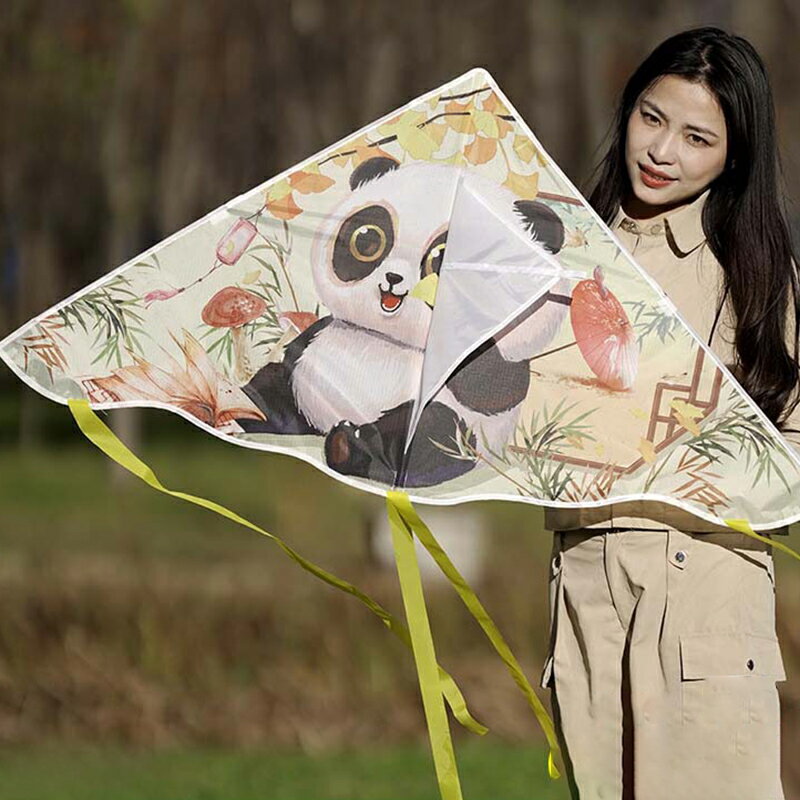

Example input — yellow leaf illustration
[242,269,261,285]
[424,122,449,146]
[480,93,513,136]
[289,165,335,195]
[444,100,476,133]
[673,412,701,436]
[266,191,302,220]
[378,111,440,160]
[670,398,704,419]
[638,437,657,463]
[595,442,605,457]
[670,398,704,435]
[512,135,547,166]
[266,178,292,204]
[512,135,535,163]
[464,135,497,165]
[503,170,539,200]
[472,109,500,139]
[397,126,439,160]
[629,407,648,420]
[482,91,510,116]
[377,112,403,134]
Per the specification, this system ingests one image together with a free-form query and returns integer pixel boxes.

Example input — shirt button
[747,659,755,671]
[674,550,687,563]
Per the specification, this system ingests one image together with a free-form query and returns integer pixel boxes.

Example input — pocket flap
[680,632,786,681]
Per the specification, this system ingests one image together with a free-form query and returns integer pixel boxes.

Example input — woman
[541,27,800,800]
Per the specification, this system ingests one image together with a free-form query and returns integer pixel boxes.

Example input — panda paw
[325,421,358,467]
[325,420,397,485]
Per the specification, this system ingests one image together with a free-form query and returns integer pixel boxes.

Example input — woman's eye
[688,134,709,146]
[642,111,659,124]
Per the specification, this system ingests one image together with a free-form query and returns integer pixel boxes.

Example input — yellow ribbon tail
[386,490,562,781]
[66,399,486,738]
[724,518,800,562]
[387,495,463,800]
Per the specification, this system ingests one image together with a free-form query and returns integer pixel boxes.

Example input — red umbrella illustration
[569,266,638,390]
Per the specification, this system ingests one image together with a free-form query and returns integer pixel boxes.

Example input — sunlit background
[1,2,799,798]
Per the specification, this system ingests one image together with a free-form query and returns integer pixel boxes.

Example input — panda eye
[349,224,387,262]
[333,205,394,282]
[424,243,446,275]
[421,231,448,277]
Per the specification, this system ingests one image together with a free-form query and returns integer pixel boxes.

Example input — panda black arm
[237,317,333,435]
[446,339,530,414]
[282,315,333,372]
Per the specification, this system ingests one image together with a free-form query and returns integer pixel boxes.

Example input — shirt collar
[613,187,710,258]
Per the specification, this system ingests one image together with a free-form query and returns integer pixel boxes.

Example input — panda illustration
[238,156,571,488]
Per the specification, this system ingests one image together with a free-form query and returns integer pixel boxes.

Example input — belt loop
[552,532,564,577]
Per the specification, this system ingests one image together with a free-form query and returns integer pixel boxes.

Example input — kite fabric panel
[4,67,800,530]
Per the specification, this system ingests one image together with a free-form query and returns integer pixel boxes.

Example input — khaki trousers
[539,528,787,800]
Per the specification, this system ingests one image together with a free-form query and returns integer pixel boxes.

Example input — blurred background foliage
[1,1,799,798]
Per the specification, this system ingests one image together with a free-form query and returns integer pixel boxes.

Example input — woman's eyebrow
[640,99,720,139]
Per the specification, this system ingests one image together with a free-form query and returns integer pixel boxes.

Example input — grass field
[0,741,571,800]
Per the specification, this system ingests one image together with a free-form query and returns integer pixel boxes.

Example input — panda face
[312,162,456,349]
[310,160,566,351]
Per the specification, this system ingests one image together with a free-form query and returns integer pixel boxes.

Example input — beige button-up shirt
[544,187,800,534]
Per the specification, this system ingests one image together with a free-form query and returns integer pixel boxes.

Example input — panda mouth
[379,286,408,313]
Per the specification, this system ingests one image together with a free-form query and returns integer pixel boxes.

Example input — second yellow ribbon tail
[387,490,563,781]
[725,518,800,562]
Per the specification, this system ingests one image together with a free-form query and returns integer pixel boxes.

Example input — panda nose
[385,272,403,287]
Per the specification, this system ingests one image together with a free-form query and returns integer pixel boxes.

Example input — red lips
[639,163,676,181]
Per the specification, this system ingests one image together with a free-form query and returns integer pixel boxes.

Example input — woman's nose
[647,130,678,164]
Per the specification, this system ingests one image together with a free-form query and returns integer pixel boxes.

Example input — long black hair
[585,26,800,428]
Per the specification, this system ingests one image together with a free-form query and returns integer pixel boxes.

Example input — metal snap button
[747,659,755,671]
[674,550,687,563]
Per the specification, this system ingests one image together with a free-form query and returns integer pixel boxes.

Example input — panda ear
[349,156,401,190]
[513,200,565,254]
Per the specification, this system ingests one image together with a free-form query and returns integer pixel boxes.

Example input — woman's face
[624,74,728,218]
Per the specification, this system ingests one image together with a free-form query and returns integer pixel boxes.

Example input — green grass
[0,742,571,800]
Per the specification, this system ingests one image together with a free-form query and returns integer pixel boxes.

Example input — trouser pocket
[670,527,787,709]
